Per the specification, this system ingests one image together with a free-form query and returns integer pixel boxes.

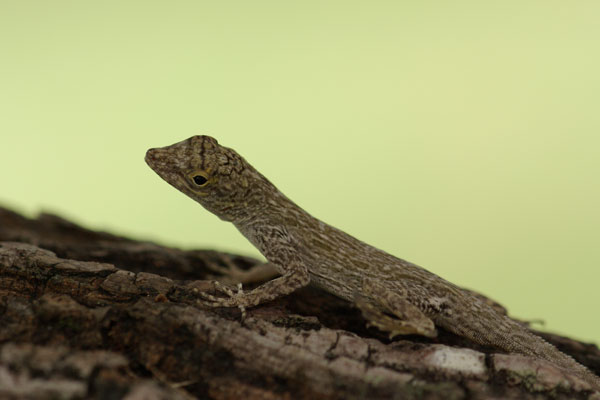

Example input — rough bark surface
[0,206,598,400]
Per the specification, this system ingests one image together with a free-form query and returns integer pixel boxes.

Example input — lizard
[145,135,600,389]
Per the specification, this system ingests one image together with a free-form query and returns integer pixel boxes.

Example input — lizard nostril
[145,149,158,163]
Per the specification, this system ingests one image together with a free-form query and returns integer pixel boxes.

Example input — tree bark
[0,206,598,400]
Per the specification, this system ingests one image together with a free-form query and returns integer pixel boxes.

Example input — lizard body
[145,135,600,388]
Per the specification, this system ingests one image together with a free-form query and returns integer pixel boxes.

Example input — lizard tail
[436,300,600,390]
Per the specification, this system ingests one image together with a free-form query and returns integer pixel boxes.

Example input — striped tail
[436,297,600,390]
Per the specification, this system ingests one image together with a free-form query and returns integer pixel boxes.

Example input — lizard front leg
[198,226,310,309]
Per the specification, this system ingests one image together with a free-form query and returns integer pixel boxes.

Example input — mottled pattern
[145,135,599,388]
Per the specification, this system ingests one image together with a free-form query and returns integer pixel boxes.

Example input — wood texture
[1,206,598,399]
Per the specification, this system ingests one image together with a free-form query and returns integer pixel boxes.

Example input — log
[0,206,598,399]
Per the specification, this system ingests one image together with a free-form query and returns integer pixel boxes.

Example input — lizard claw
[197,281,247,320]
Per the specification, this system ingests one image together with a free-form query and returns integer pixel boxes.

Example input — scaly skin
[145,135,600,389]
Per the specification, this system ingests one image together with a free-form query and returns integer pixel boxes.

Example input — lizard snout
[145,148,162,166]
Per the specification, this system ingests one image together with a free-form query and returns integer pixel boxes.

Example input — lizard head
[145,135,275,223]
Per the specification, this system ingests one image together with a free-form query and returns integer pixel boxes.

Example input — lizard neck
[233,188,316,247]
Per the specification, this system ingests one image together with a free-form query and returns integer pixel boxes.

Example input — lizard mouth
[145,148,164,169]
[145,148,172,180]
[145,148,190,192]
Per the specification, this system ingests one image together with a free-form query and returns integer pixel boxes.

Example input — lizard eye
[192,174,209,187]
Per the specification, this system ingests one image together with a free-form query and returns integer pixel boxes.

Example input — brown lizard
[145,135,600,389]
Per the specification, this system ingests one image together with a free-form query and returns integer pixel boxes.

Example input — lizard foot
[356,294,437,339]
[356,278,437,339]
[197,281,247,320]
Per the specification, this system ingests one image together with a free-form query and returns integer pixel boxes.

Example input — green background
[1,1,599,344]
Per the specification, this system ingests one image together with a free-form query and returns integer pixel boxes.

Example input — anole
[145,135,599,388]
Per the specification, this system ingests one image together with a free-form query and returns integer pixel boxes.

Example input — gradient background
[1,2,599,344]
